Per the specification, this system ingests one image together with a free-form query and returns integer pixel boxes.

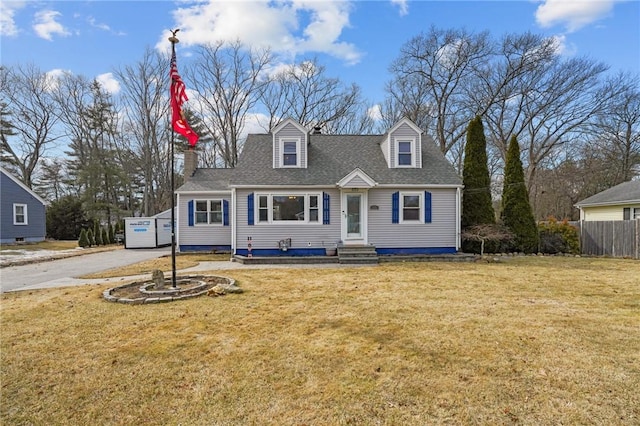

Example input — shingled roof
[575,180,640,207]
[177,132,462,191]
[177,168,234,192]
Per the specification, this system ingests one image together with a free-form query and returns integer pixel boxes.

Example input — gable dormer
[380,117,423,169]
[272,118,308,169]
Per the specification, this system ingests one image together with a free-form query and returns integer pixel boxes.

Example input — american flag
[170,49,199,146]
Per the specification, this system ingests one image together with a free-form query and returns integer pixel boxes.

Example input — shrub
[462,224,514,255]
[102,227,110,245]
[95,227,104,246]
[78,229,90,248]
[538,218,580,254]
[87,229,95,247]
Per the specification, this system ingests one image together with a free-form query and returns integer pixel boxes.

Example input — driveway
[0,247,171,293]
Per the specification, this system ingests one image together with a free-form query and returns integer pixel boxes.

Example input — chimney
[183,149,198,182]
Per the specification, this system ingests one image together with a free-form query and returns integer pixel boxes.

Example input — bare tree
[479,33,610,194]
[385,26,493,160]
[260,58,372,134]
[114,48,172,216]
[0,64,62,187]
[188,40,271,167]
[587,72,640,183]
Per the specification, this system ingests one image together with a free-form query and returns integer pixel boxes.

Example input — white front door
[341,190,367,245]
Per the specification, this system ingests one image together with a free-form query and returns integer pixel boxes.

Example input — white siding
[273,122,307,168]
[368,188,458,248]
[177,192,232,248]
[235,188,341,251]
[389,122,422,168]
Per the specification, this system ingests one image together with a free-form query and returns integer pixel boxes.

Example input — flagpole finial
[168,28,180,44]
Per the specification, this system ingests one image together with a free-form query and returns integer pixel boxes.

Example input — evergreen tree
[78,229,89,248]
[101,227,110,245]
[501,136,539,253]
[108,223,115,244]
[462,116,495,227]
[87,228,95,247]
[95,225,104,245]
[46,195,90,240]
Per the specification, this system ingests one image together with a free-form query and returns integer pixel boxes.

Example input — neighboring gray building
[1,167,47,244]
[175,118,463,257]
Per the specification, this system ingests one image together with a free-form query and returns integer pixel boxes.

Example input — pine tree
[462,116,495,227]
[501,136,539,253]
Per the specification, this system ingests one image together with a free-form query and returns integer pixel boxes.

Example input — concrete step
[338,245,379,264]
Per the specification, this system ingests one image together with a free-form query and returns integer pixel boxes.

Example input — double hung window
[401,193,422,222]
[282,139,299,167]
[398,141,413,166]
[13,204,27,225]
[195,200,223,225]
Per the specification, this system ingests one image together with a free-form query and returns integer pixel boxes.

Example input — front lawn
[1,257,638,425]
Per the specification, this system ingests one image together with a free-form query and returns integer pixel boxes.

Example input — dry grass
[1,257,639,425]
[78,253,230,279]
[0,240,79,251]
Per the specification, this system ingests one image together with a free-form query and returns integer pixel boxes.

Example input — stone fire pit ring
[103,275,240,304]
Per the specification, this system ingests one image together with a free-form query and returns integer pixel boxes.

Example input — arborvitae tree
[501,136,539,253]
[87,228,95,247]
[78,229,89,248]
[95,226,104,245]
[108,223,115,244]
[101,227,110,245]
[462,116,495,227]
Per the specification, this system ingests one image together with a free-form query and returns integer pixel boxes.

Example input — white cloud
[535,0,616,32]
[96,73,121,95]
[87,16,110,32]
[391,0,409,16]
[157,1,362,65]
[33,9,70,40]
[1,1,26,37]
[44,68,68,91]
[368,104,382,121]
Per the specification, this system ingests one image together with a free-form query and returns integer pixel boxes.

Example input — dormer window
[280,138,300,167]
[283,140,298,166]
[395,138,415,167]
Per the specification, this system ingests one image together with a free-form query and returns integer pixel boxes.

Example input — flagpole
[169,30,179,289]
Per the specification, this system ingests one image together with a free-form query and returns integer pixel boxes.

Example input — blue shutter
[247,193,254,225]
[424,191,432,223]
[188,200,194,226]
[323,192,330,225]
[392,192,399,224]
[223,199,229,226]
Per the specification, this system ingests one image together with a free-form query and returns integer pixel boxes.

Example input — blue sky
[2,0,639,108]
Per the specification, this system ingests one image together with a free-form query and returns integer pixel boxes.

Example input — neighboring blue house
[175,118,463,259]
[0,167,47,244]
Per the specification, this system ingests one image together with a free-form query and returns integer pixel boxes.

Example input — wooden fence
[579,220,640,259]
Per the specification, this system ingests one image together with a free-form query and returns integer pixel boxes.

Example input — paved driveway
[0,247,171,293]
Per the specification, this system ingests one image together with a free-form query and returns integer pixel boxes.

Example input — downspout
[231,188,236,255]
[175,194,180,253]
[456,187,461,251]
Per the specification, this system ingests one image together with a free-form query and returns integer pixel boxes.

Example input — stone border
[103,275,236,304]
